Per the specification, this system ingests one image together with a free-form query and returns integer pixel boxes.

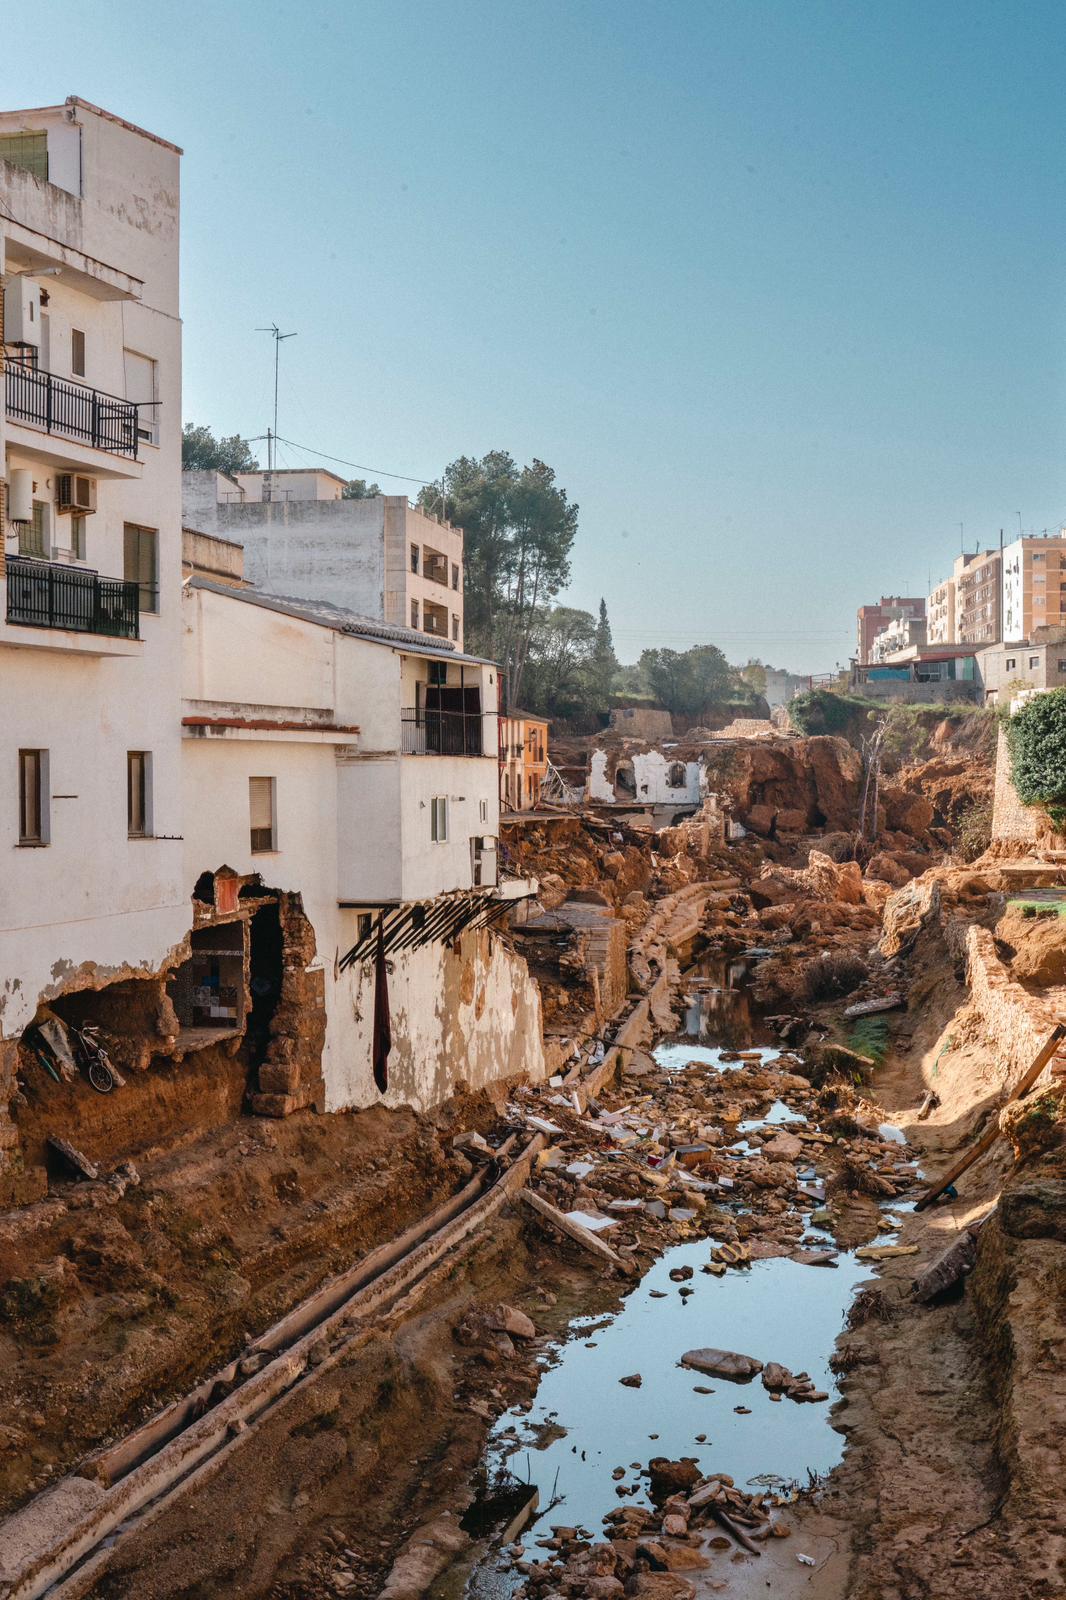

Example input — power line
[259,433,437,487]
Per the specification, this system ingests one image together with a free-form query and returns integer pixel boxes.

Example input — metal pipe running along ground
[0,1131,545,1600]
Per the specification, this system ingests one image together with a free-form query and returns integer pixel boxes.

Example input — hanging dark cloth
[372,918,392,1094]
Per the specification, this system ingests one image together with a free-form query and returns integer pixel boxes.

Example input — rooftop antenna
[1016,511,1023,536]
[256,323,297,490]
[959,521,964,553]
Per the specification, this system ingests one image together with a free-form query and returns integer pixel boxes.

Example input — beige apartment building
[1001,533,1066,642]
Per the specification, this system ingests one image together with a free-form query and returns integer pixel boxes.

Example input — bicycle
[67,1023,115,1094]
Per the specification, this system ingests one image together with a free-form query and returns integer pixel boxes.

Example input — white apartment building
[181,555,543,1114]
[0,100,187,1195]
[182,469,466,648]
[0,97,547,1216]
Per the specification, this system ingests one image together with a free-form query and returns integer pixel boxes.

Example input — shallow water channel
[454,960,907,1594]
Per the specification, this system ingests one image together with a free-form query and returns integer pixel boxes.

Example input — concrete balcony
[5,363,143,479]
[0,555,142,656]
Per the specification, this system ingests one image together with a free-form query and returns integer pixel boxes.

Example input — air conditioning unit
[55,474,96,514]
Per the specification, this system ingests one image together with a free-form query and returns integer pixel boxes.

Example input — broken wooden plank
[708,1502,763,1556]
[842,993,904,1019]
[911,1223,984,1304]
[519,1188,623,1266]
[914,1025,1066,1211]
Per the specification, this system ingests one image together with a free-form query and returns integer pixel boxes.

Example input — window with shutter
[249,776,276,852]
[71,328,86,377]
[18,749,48,844]
[0,131,48,181]
[127,751,151,837]
[124,523,159,613]
[430,795,448,842]
[123,349,158,444]
[20,501,48,559]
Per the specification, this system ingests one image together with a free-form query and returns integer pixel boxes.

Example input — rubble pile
[506,1458,804,1597]
[505,1005,919,1277]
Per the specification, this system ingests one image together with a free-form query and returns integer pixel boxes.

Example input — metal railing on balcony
[401,707,488,756]
[4,555,140,639]
[5,363,139,458]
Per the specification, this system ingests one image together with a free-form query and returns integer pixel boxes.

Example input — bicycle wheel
[87,1057,114,1094]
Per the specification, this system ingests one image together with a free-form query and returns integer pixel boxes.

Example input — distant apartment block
[856,596,925,664]
[1001,533,1066,643]
[869,615,927,662]
[182,469,465,649]
[954,550,1002,646]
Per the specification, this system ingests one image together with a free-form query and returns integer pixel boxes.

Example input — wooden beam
[914,1025,1066,1211]
[519,1188,623,1266]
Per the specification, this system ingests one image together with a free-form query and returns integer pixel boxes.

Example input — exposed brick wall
[249,894,326,1118]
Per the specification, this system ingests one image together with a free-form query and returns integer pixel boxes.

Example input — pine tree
[589,597,619,713]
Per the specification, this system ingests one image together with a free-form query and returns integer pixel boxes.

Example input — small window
[249,776,277,853]
[20,500,48,559]
[1006,658,1016,670]
[410,543,420,574]
[1030,656,1040,669]
[18,749,48,845]
[71,515,86,561]
[71,328,86,378]
[452,614,459,641]
[452,563,460,590]
[1058,660,1066,673]
[0,131,48,181]
[124,523,159,613]
[357,912,373,944]
[428,661,447,687]
[411,599,419,629]
[479,798,489,823]
[430,795,448,842]
[667,761,687,788]
[127,751,152,837]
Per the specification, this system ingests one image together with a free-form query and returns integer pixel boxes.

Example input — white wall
[181,585,537,1112]
[588,749,702,805]
[182,732,543,1113]
[0,101,187,1039]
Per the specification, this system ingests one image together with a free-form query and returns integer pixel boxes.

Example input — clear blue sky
[15,0,1066,671]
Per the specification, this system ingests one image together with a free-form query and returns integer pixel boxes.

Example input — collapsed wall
[329,927,546,1113]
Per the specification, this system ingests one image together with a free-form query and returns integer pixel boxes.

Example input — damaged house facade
[0,100,189,1198]
[0,98,544,1206]
[181,552,545,1117]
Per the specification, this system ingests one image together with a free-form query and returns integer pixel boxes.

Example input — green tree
[341,478,380,499]
[587,597,619,712]
[181,424,259,474]
[740,658,768,694]
[1006,688,1066,808]
[418,451,577,706]
[638,644,733,718]
[523,606,598,717]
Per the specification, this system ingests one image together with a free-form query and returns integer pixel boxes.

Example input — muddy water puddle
[486,1241,869,1535]
[452,960,911,1596]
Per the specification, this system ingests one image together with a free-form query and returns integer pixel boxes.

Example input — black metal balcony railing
[401,707,487,757]
[5,363,139,458]
[5,555,140,639]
